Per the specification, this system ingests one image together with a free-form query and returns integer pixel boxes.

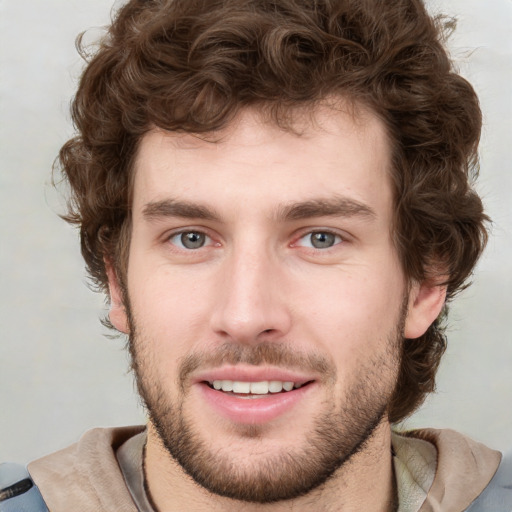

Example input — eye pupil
[181,232,205,249]
[311,232,335,249]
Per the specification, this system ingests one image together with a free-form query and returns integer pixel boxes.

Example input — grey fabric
[117,431,155,512]
[392,433,437,512]
[28,426,142,512]
[0,463,48,512]
[415,429,501,512]
[465,449,512,512]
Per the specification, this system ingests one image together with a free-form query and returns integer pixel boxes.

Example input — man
[1,0,510,510]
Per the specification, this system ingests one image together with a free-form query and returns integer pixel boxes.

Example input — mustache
[178,342,336,388]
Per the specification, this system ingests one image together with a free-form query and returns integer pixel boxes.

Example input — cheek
[298,268,403,327]
[292,266,405,359]
[127,264,215,357]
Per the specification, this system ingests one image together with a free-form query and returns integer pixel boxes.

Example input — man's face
[112,106,414,502]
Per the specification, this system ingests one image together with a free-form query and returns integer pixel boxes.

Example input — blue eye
[170,231,210,249]
[297,231,342,249]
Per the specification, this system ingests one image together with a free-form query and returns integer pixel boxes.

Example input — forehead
[131,105,392,219]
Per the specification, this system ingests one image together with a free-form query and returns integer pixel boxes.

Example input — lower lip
[197,383,314,425]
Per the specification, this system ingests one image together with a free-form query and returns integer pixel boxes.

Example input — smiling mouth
[205,379,313,396]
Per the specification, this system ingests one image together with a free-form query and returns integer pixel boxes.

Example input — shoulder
[0,462,49,511]
[27,425,144,512]
[399,428,510,512]
[465,448,512,512]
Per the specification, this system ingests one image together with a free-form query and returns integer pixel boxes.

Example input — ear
[106,262,130,334]
[404,281,447,339]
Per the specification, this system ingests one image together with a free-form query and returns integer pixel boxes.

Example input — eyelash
[165,228,346,252]
[292,230,345,251]
[167,230,217,250]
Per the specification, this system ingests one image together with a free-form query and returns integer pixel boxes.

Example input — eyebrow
[143,199,221,222]
[142,196,376,223]
[276,196,376,222]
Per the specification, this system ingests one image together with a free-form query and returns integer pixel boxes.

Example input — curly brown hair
[59,0,489,422]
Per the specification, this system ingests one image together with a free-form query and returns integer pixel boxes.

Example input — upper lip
[192,365,317,386]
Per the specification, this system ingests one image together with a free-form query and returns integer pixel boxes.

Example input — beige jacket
[28,426,501,512]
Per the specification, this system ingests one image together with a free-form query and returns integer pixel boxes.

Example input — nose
[209,245,292,344]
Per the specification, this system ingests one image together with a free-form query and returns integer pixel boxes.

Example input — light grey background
[0,0,510,462]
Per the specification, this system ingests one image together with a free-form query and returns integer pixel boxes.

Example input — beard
[127,302,405,504]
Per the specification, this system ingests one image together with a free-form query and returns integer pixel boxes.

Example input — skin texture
[108,105,446,511]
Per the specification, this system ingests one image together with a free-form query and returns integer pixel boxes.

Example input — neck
[144,419,396,512]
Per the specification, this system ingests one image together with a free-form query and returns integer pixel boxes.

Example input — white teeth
[282,381,294,391]
[269,380,283,393]
[221,380,233,392]
[211,380,303,394]
[250,381,269,394]
[232,381,251,393]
